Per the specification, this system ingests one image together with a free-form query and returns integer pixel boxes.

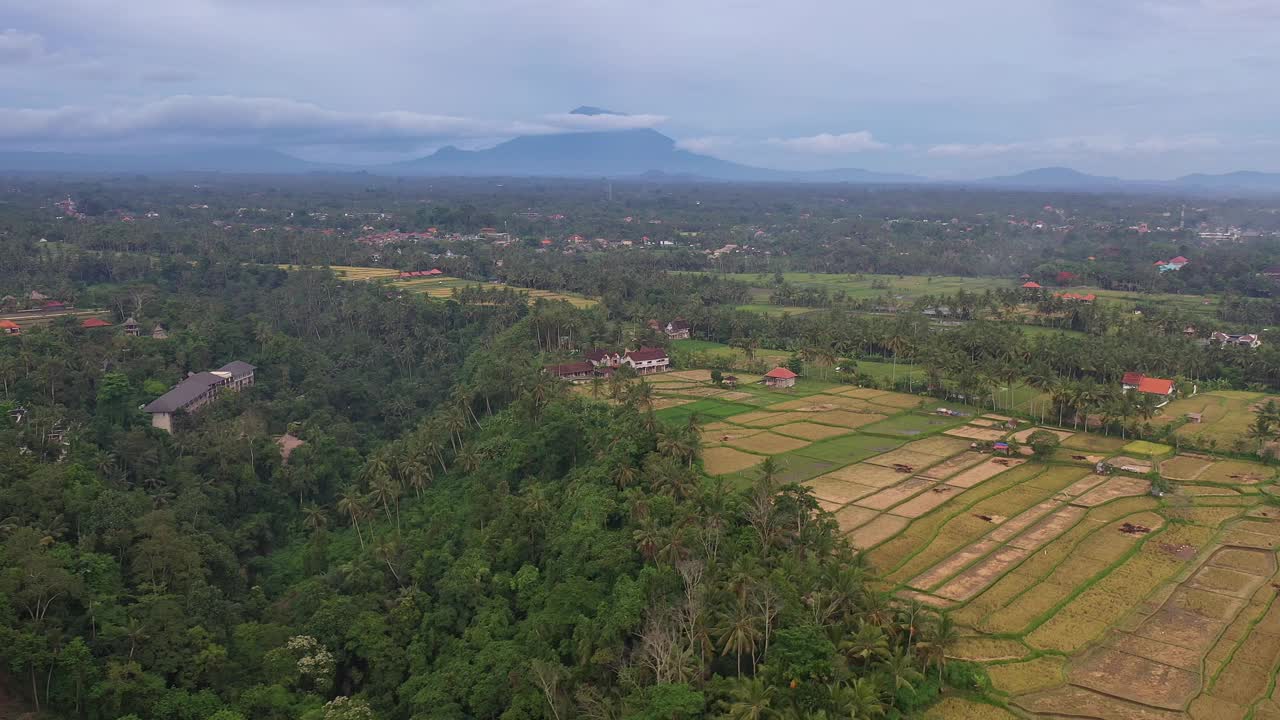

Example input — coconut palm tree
[302,505,328,534]
[724,677,776,720]
[716,601,763,677]
[336,490,368,550]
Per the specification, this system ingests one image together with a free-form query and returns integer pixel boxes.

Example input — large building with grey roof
[144,361,255,432]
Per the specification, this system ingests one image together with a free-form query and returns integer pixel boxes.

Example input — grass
[862,413,966,438]
[1121,439,1174,458]
[278,264,597,307]
[655,399,758,425]
[792,433,905,463]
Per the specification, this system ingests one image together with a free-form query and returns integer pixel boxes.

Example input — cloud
[927,134,1221,157]
[533,112,666,133]
[769,131,887,154]
[0,29,50,64]
[675,135,736,153]
[0,95,665,145]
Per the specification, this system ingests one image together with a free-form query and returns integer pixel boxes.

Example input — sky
[3,0,1280,178]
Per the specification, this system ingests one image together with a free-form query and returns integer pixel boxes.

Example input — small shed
[1186,412,1203,424]
[723,375,739,388]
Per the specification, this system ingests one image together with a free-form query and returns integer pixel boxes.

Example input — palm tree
[877,647,922,695]
[834,677,885,719]
[839,620,889,667]
[724,677,775,720]
[1247,415,1275,455]
[336,490,368,550]
[918,613,959,683]
[716,601,763,676]
[369,473,401,530]
[302,505,328,534]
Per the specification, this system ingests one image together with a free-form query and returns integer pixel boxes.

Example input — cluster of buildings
[1210,332,1262,349]
[144,361,256,433]
[544,347,672,382]
[1054,292,1097,303]
[1153,256,1190,273]
[396,269,444,279]
[356,230,439,247]
[649,319,691,340]
[1,314,167,338]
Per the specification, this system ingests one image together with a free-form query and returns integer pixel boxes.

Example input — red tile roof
[81,318,112,328]
[1122,372,1144,386]
[1137,377,1175,395]
[765,367,798,379]
[625,348,668,362]
[1170,256,1189,264]
[545,361,594,376]
[1021,281,1042,289]
[0,320,19,330]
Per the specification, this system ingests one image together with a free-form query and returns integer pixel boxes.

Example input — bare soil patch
[947,458,1026,489]
[910,539,1001,590]
[918,451,987,480]
[1108,455,1154,473]
[1072,476,1150,507]
[1010,427,1075,443]
[945,425,1008,441]
[1068,645,1200,710]
[821,463,906,488]
[855,477,934,511]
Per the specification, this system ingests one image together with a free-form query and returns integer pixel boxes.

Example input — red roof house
[1021,281,1042,290]
[1136,377,1175,396]
[0,320,20,336]
[81,318,113,328]
[763,367,798,389]
[622,347,670,375]
[1169,256,1190,265]
[1123,372,1176,406]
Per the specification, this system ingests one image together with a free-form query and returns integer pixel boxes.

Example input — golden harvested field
[771,422,853,440]
[701,447,765,475]
[725,431,812,455]
[661,369,1280,717]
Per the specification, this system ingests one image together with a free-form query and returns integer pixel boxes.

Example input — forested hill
[0,260,973,719]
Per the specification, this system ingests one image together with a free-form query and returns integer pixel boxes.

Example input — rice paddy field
[639,368,1280,718]
[679,270,1223,324]
[278,264,598,308]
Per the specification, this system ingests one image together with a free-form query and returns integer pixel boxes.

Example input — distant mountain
[973,166,1134,190]
[386,127,921,183]
[0,147,330,174]
[1172,171,1280,193]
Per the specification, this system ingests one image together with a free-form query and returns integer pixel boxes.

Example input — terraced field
[643,370,1280,718]
[278,264,598,307]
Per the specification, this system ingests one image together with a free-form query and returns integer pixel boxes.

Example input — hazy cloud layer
[4,0,1280,176]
